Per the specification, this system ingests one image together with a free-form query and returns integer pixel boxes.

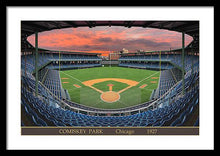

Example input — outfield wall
[102,60,119,65]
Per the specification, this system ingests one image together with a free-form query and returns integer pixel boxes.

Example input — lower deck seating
[43,69,62,99]
[21,80,199,127]
[155,69,176,98]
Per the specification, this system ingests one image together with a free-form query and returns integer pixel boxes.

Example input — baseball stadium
[21,21,199,127]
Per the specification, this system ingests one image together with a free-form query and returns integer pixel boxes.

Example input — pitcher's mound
[100,91,120,103]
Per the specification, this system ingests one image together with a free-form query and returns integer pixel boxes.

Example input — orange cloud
[27,26,193,55]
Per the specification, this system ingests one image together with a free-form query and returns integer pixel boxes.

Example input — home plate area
[100,91,120,103]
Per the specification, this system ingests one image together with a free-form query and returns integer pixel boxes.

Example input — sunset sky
[27,26,193,56]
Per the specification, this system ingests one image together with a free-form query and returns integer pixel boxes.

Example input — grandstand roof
[21,21,199,52]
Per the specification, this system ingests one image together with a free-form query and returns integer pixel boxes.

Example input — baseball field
[60,67,160,109]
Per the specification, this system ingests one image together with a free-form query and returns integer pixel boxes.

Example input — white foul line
[60,71,82,83]
[138,71,160,84]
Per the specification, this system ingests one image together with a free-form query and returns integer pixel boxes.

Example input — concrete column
[182,32,185,95]
[35,32,38,96]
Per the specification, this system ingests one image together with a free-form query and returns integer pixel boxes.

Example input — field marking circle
[100,91,120,103]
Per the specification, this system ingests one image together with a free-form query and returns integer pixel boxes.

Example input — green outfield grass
[60,67,160,109]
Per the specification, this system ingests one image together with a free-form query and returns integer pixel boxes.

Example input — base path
[117,85,133,94]
[82,78,139,87]
[82,78,139,103]
[82,77,157,103]
[82,78,139,94]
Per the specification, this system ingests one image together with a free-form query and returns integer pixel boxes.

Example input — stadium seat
[21,51,199,127]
